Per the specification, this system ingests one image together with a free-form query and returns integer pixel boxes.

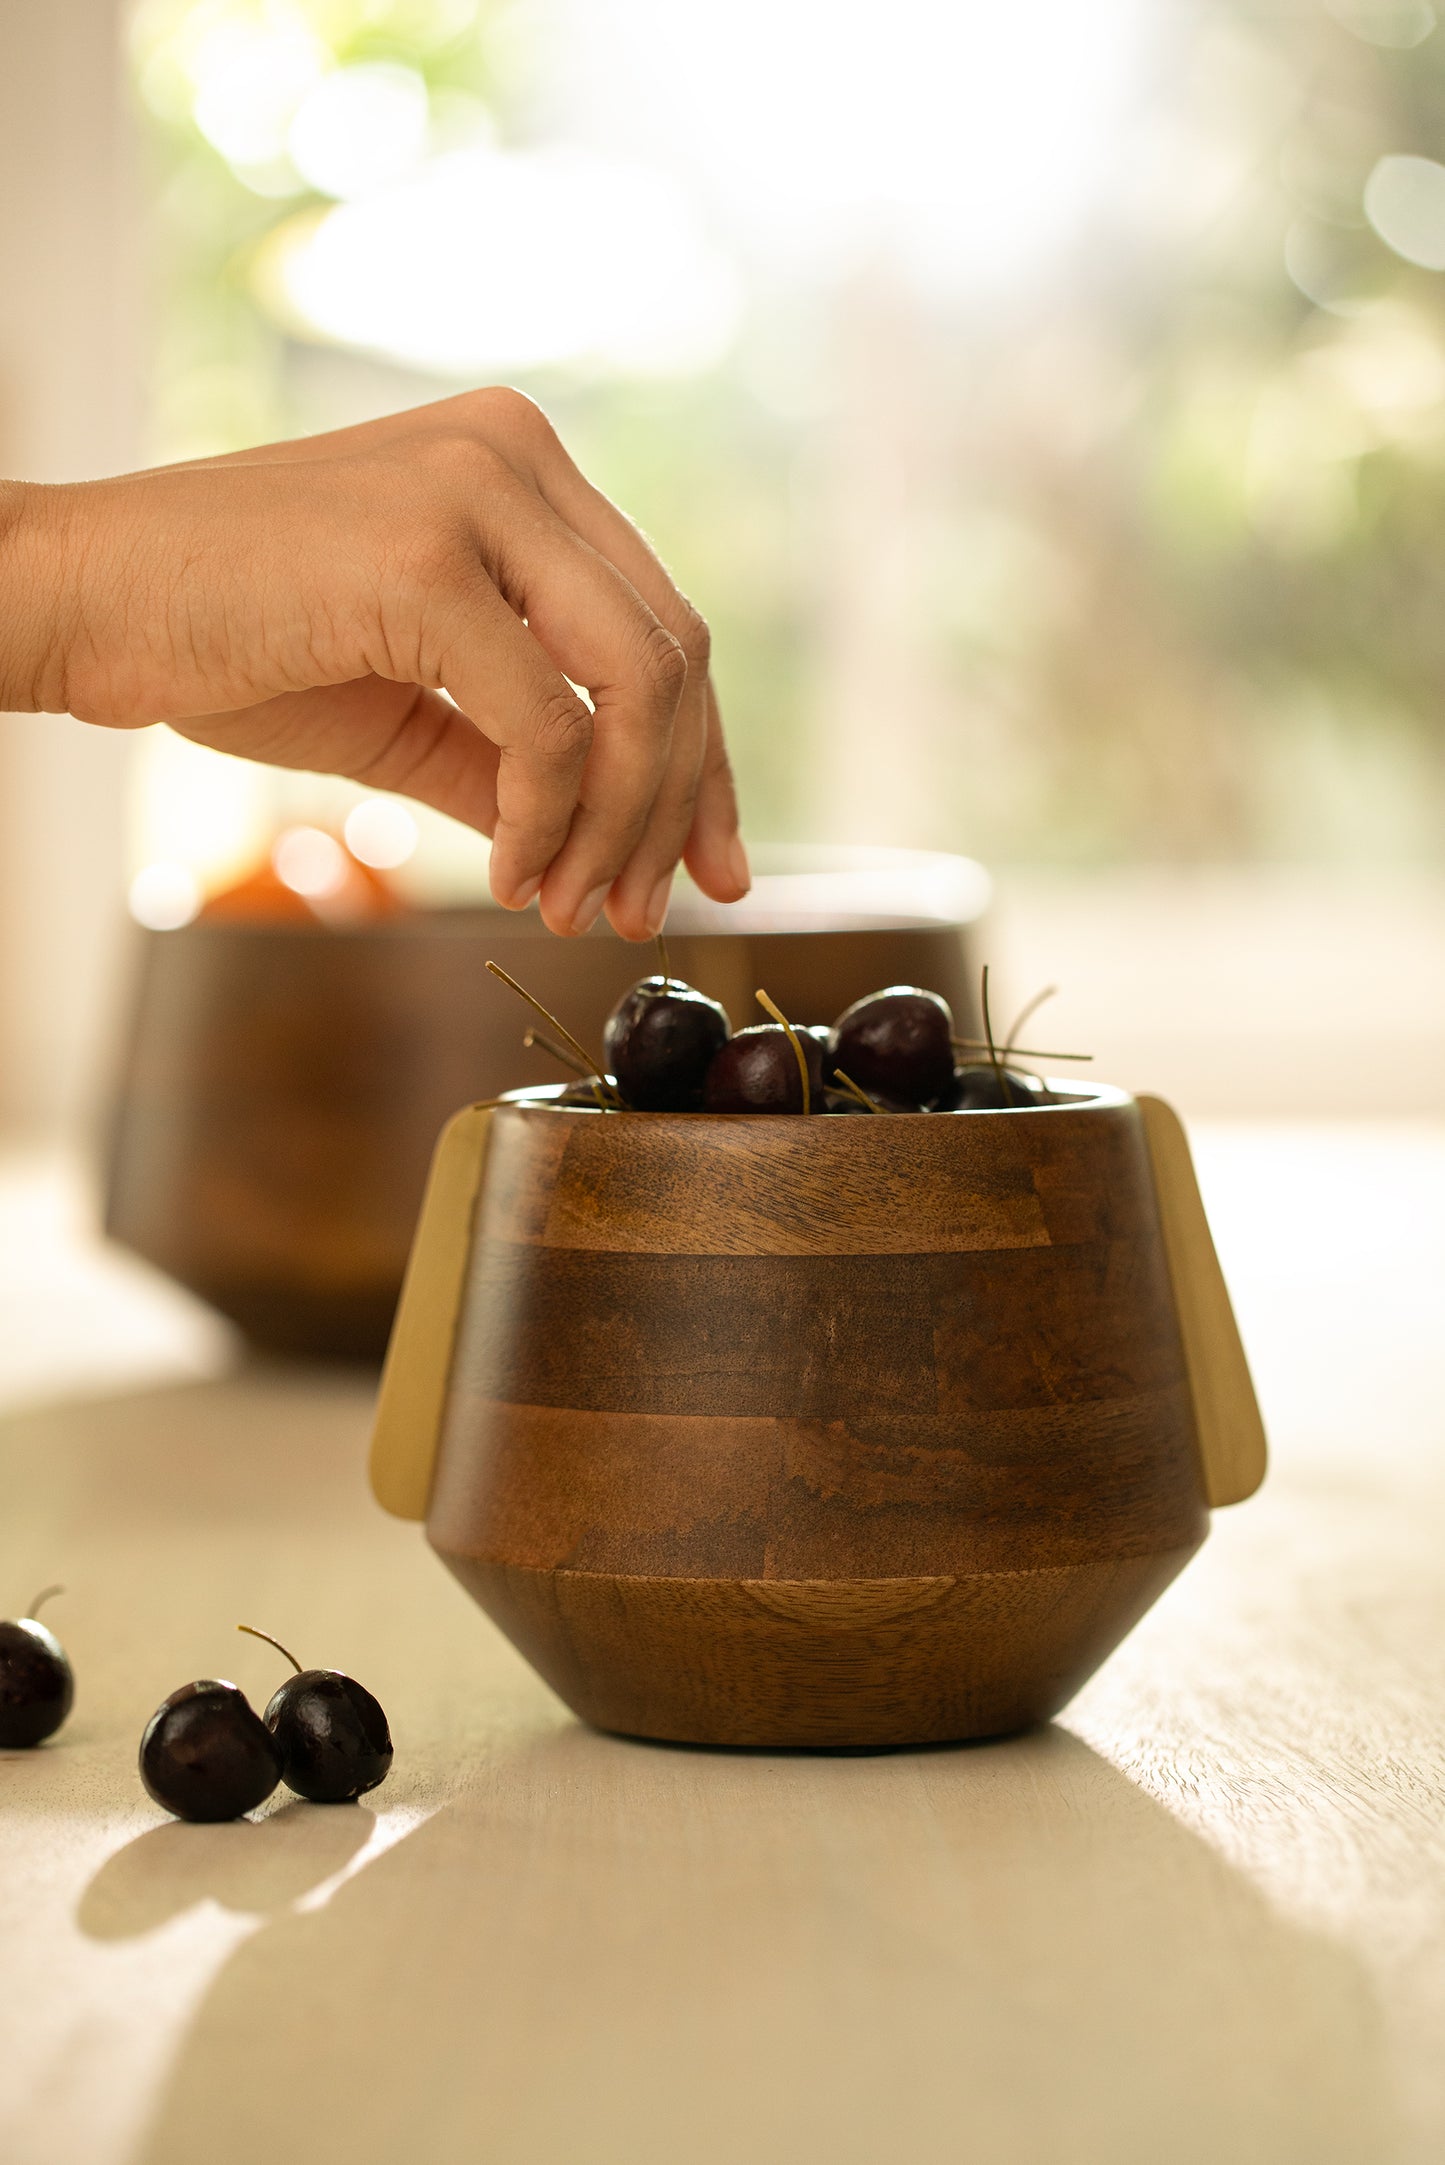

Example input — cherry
[822,1089,876,1114]
[947,1064,1047,1110]
[703,1024,825,1113]
[240,1626,392,1804]
[801,1025,838,1075]
[943,968,1080,1110]
[0,1587,73,1748]
[828,986,955,1109]
[603,975,730,1110]
[139,1680,282,1821]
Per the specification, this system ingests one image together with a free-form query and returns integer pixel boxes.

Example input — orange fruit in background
[198,864,317,923]
[198,832,408,925]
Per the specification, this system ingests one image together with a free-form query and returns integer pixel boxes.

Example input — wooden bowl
[102,854,987,1358]
[371,1088,1265,1749]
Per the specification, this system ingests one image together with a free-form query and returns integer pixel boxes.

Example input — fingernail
[726,835,751,895]
[571,882,610,935]
[645,873,674,936]
[511,875,542,909]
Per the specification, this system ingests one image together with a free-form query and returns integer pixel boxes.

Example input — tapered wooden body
[105,883,982,1358]
[376,1090,1265,1748]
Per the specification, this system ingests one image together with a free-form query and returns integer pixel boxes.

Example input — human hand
[0,389,748,938]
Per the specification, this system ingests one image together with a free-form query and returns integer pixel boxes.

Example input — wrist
[0,480,74,713]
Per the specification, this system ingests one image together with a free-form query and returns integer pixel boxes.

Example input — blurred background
[2,0,1443,1151]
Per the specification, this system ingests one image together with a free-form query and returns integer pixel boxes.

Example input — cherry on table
[703,1024,825,1113]
[603,975,730,1110]
[828,987,955,1109]
[0,1586,73,1749]
[240,1626,392,1804]
[139,1680,282,1821]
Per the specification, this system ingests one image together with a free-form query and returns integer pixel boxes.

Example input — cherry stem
[951,1040,1092,1062]
[981,966,1006,1099]
[237,1623,302,1674]
[26,1585,63,1619]
[486,961,622,1105]
[523,1027,592,1080]
[656,931,672,986]
[1003,985,1057,1057]
[832,1068,883,1113]
[755,987,811,1114]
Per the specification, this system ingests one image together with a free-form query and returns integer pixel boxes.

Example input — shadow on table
[108,1719,1399,2165]
[80,1798,375,1937]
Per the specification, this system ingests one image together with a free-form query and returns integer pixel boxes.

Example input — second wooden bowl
[103,853,987,1358]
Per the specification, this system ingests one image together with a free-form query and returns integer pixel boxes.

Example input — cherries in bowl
[486,955,1089,1119]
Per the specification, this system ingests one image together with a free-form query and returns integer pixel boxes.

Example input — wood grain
[446,1550,1199,1747]
[414,1091,1221,1745]
[1138,1094,1267,1506]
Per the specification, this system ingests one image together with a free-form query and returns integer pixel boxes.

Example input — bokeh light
[128,862,203,930]
[344,799,420,869]
[262,145,740,374]
[546,0,1149,295]
[288,61,430,199]
[272,826,349,898]
[1365,153,1445,269]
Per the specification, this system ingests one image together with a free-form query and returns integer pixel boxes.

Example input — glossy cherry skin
[0,1618,74,1748]
[703,1024,826,1113]
[828,987,955,1109]
[604,977,731,1110]
[263,1670,393,1803]
[139,1680,282,1821]
[947,1064,1047,1110]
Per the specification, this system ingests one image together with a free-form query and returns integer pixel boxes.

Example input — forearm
[0,481,73,714]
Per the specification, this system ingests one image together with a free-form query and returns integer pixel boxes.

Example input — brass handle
[1138,1095,1266,1508]
[369,1105,494,1521]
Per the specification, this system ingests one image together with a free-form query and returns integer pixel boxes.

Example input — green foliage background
[131,0,1445,866]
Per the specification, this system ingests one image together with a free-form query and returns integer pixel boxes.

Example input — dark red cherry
[948,1064,1047,1110]
[240,1625,392,1803]
[703,1024,826,1113]
[828,987,954,1109]
[0,1589,73,1748]
[263,1672,392,1803]
[139,1681,282,1821]
[604,976,730,1110]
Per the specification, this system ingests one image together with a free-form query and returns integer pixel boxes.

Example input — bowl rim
[486,1080,1132,1119]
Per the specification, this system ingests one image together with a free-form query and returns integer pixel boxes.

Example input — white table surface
[2,1124,1443,2165]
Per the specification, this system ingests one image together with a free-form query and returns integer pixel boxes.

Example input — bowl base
[438,1547,1201,1750]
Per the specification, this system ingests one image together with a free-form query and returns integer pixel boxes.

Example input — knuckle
[470,385,555,454]
[637,619,688,705]
[673,602,711,675]
[529,687,593,768]
[420,431,510,495]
